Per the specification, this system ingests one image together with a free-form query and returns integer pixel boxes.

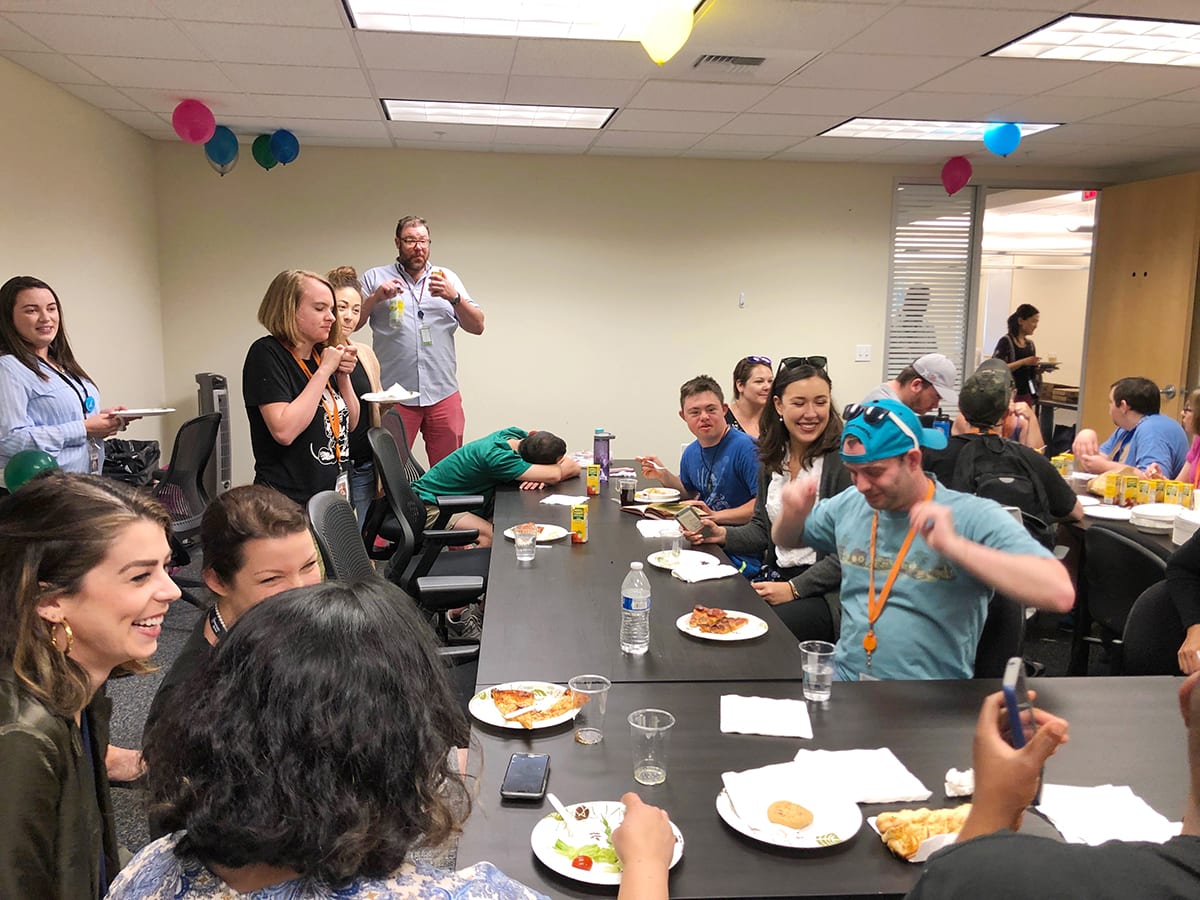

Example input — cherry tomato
[571,855,593,871]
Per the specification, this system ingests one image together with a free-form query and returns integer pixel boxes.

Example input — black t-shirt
[242,335,350,504]
[907,831,1200,900]
[347,359,372,465]
[994,334,1039,398]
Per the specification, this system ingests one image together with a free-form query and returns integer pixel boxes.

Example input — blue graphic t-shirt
[679,427,759,511]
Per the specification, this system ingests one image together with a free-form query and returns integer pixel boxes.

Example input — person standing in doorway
[993,303,1042,408]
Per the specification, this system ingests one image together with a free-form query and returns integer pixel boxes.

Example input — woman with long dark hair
[993,303,1042,407]
[685,361,852,641]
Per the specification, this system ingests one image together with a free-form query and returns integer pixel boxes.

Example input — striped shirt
[0,354,101,480]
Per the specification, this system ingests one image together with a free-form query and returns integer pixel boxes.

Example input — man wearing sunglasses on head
[863,353,959,416]
[772,399,1074,681]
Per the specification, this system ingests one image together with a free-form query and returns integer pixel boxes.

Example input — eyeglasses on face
[399,237,431,247]
[780,356,828,372]
[745,355,772,366]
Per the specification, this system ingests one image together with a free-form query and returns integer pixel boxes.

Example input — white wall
[0,58,167,448]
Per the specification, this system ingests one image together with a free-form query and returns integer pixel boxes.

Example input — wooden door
[1082,172,1200,431]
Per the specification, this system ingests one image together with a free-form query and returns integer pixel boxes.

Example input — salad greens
[552,813,622,872]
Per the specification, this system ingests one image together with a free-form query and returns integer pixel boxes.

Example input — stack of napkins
[1036,784,1181,845]
[540,494,588,506]
[790,748,932,803]
[636,519,682,538]
[672,563,739,583]
[721,695,812,739]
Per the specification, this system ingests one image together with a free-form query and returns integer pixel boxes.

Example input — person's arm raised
[771,475,819,549]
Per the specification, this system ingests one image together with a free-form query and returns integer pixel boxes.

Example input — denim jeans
[349,460,377,524]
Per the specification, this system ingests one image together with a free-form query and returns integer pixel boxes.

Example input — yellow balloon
[640,5,694,66]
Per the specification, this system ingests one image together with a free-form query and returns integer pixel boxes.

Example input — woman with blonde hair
[242,270,360,505]
[0,471,180,898]
[326,266,383,521]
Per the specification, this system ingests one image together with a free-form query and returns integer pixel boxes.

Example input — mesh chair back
[153,413,221,541]
[1083,526,1167,636]
[1122,581,1184,675]
[381,409,425,482]
[367,426,427,568]
[307,491,376,582]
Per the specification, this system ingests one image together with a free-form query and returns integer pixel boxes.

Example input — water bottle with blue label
[620,562,650,655]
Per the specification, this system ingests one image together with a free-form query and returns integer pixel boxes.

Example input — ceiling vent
[692,54,767,75]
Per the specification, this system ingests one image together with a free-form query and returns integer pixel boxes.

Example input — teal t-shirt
[803,480,1052,681]
[412,427,531,507]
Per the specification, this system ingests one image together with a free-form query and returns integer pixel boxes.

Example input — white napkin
[944,767,974,798]
[609,467,637,477]
[637,519,681,538]
[1036,784,1181,845]
[790,748,932,804]
[721,762,842,840]
[721,695,813,739]
[540,494,589,506]
[672,563,739,583]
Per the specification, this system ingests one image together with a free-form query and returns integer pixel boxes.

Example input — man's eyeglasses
[842,403,919,452]
[745,355,772,366]
[780,356,828,372]
[399,238,431,247]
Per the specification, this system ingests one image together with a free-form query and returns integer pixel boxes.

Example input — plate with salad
[529,799,684,885]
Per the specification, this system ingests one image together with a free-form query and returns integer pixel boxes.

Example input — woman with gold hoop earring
[0,471,180,898]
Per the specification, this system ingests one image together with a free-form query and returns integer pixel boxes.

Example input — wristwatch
[451,293,462,306]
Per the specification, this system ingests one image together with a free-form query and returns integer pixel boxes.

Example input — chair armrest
[414,575,485,610]
[434,494,485,511]
[438,645,480,662]
[424,528,480,547]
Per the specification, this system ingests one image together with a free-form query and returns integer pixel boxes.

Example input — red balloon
[941,155,972,196]
[172,99,216,144]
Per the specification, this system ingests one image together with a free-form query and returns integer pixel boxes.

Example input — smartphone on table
[1002,656,1042,804]
[500,752,550,801]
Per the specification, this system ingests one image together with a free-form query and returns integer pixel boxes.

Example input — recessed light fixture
[820,118,1059,140]
[348,0,653,40]
[383,99,614,129]
[988,14,1200,66]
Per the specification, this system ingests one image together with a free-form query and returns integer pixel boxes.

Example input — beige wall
[1010,256,1091,388]
[0,58,167,449]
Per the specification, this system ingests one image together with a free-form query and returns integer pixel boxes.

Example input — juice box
[586,464,601,496]
[1102,472,1117,505]
[570,502,589,543]
[1182,483,1194,509]
[1137,479,1151,504]
[1151,479,1165,502]
[1165,481,1181,505]
[1121,475,1140,507]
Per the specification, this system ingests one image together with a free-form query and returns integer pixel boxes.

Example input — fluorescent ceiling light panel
[989,14,1200,67]
[348,0,652,40]
[383,99,613,128]
[820,119,1059,140]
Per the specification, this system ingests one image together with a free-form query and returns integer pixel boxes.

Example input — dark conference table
[458,676,1186,899]
[475,475,804,685]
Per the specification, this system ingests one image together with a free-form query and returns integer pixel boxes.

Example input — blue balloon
[983,123,1022,157]
[204,125,239,167]
[269,129,300,165]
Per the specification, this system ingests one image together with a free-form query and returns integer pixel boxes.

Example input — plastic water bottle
[620,562,650,655]
[593,428,614,482]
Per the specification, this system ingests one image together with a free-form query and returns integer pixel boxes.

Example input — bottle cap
[630,562,643,570]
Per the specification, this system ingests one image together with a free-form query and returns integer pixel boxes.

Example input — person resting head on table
[1146,386,1200,487]
[771,399,1074,681]
[906,674,1200,900]
[410,427,581,548]
[1072,376,1189,477]
[638,374,760,527]
[110,580,677,900]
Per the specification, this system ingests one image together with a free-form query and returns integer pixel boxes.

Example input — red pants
[395,392,465,467]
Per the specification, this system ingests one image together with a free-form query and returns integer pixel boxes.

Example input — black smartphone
[500,753,551,801]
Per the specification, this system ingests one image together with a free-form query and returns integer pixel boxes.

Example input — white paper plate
[468,681,580,730]
[647,549,719,571]
[635,488,680,503]
[117,408,175,417]
[530,800,684,886]
[1068,471,1094,482]
[1131,503,1184,522]
[715,789,862,849]
[1083,505,1132,521]
[1077,495,1100,507]
[675,611,768,642]
[502,524,569,543]
[362,388,419,403]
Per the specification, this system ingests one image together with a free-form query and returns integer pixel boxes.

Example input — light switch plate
[855,344,871,362]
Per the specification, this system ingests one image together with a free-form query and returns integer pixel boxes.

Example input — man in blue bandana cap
[773,399,1073,681]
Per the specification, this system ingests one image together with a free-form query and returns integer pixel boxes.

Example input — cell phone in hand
[674,506,704,533]
[1002,656,1043,804]
[500,752,550,801]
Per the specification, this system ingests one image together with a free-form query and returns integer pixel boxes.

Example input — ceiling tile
[392,138,487,152]
[119,87,263,116]
[373,69,506,103]
[0,16,48,51]
[386,121,497,142]
[1076,0,1200,18]
[250,94,381,121]
[592,130,704,150]
[1,49,100,83]
[837,6,1058,57]
[69,56,239,91]
[221,63,370,98]
[589,146,682,157]
[865,91,1027,119]
[0,2,165,14]
[1029,121,1153,143]
[607,108,734,132]
[783,53,967,91]
[492,143,587,155]
[510,36,649,79]
[358,31,516,75]
[1127,126,1200,148]
[1048,65,1200,100]
[1084,100,1200,128]
[910,0,1076,7]
[60,82,143,110]
[626,81,772,112]
[303,136,393,147]
[292,120,390,140]
[683,148,773,160]
[103,108,169,131]
[504,74,638,107]
[4,12,200,58]
[178,21,358,66]
[919,58,1104,95]
[689,132,799,153]
[987,94,1140,122]
[718,112,843,136]
[694,1,893,49]
[492,125,596,147]
[192,114,284,132]
[155,0,345,28]
[749,86,898,115]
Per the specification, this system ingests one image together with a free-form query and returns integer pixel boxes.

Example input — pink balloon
[172,99,216,144]
[941,155,972,196]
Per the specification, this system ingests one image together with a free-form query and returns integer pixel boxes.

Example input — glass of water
[799,640,835,702]
[629,708,675,785]
[513,523,538,562]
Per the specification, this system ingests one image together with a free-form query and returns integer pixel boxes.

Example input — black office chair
[381,408,425,482]
[1070,525,1168,675]
[154,412,221,609]
[1122,581,1185,676]
[973,593,1025,679]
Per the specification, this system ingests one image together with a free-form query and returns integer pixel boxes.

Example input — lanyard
[396,261,430,318]
[1111,427,1137,463]
[48,364,95,415]
[864,477,936,668]
[288,348,344,464]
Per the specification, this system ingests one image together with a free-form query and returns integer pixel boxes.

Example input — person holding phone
[906,676,1200,899]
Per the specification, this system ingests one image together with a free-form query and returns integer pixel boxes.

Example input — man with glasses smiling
[359,216,485,466]
[772,398,1073,681]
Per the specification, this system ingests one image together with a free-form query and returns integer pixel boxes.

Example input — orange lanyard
[289,349,344,464]
[864,478,936,667]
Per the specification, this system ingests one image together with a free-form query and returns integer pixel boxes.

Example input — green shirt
[412,427,531,507]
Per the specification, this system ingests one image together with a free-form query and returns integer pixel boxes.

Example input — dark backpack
[948,433,1056,548]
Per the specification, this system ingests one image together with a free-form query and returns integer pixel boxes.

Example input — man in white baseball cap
[863,353,960,415]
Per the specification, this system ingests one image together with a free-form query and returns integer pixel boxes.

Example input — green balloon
[4,449,58,491]
[252,134,277,170]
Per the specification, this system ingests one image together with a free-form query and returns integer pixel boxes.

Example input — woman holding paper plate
[242,270,360,505]
[0,276,129,482]
[684,361,852,642]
